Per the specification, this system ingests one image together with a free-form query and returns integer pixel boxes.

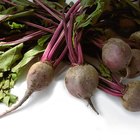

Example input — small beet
[122,81,140,112]
[0,61,54,117]
[129,31,140,45]
[65,64,99,114]
[102,38,132,72]
[126,49,140,78]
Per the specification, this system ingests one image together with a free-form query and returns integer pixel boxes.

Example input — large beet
[102,38,132,72]
[65,64,99,114]
[122,81,140,112]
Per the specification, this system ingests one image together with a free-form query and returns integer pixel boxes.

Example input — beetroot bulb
[63,12,99,114]
[126,49,140,78]
[65,64,99,114]
[122,81,140,112]
[102,38,132,72]
[129,31,140,45]
[0,1,81,118]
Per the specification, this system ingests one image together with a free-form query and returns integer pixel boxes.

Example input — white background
[0,0,140,140]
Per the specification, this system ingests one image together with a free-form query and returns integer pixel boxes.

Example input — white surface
[0,0,140,140]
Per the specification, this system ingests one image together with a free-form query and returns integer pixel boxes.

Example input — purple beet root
[0,61,54,117]
[102,38,132,72]
[129,31,140,45]
[65,64,99,114]
[126,49,140,78]
[122,81,140,112]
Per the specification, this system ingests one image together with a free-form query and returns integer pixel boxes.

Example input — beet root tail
[86,98,99,115]
[0,89,33,118]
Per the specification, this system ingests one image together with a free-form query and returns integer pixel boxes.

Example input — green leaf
[7,21,25,29]
[99,64,111,79]
[0,91,5,100]
[75,0,109,29]
[12,0,36,7]
[81,0,95,8]
[2,79,10,90]
[0,72,3,77]
[9,94,18,104]
[2,96,10,106]
[0,5,6,12]
[0,9,34,23]
[0,43,23,71]
[12,34,51,72]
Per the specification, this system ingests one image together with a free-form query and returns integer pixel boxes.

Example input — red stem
[47,30,64,61]
[98,85,123,97]
[53,46,68,68]
[99,76,124,92]
[77,43,84,65]
[67,13,77,64]
[20,21,54,33]
[34,0,61,21]
[0,30,45,46]
[34,13,58,26]
[41,0,80,62]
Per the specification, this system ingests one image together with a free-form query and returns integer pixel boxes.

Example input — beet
[0,61,54,117]
[122,81,140,112]
[65,64,99,114]
[126,49,140,78]
[129,31,140,45]
[102,38,132,72]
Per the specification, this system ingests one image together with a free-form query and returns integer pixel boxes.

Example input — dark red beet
[0,61,54,117]
[130,31,140,44]
[126,49,140,78]
[65,64,99,114]
[102,38,132,72]
[122,81,140,112]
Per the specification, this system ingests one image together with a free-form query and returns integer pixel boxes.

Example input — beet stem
[34,0,61,21]
[21,21,54,33]
[98,85,123,97]
[41,1,80,62]
[67,13,77,63]
[99,76,123,92]
[77,43,84,65]
[53,46,68,68]
[34,13,58,26]
[0,30,45,46]
[0,89,33,118]
[86,98,99,115]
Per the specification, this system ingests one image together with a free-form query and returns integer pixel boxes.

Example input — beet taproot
[65,64,99,114]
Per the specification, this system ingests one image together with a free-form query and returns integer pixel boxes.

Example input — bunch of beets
[0,0,140,118]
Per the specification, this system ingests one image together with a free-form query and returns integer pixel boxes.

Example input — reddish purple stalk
[41,0,80,62]
[20,21,54,33]
[98,85,123,97]
[0,30,45,46]
[34,0,61,21]
[34,13,58,26]
[99,76,124,92]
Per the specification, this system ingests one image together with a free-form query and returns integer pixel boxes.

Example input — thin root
[0,89,33,118]
[86,98,99,115]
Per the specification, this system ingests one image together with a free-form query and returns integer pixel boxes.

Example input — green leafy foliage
[0,43,23,71]
[75,0,110,29]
